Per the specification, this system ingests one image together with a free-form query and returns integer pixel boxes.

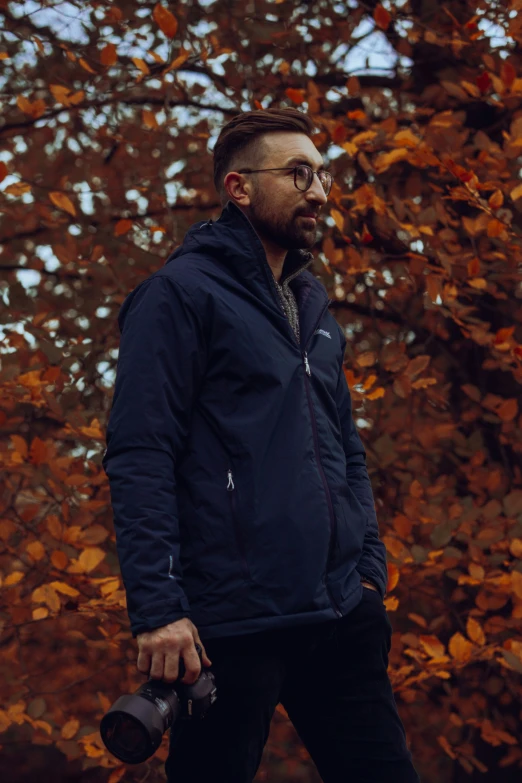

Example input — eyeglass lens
[295,165,331,195]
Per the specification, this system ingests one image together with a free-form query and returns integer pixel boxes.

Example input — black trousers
[166,587,420,782]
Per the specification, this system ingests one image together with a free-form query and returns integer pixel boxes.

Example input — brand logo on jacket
[314,329,331,339]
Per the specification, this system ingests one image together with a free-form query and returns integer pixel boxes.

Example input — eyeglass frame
[236,164,333,196]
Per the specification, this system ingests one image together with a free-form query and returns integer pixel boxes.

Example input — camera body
[100,644,217,764]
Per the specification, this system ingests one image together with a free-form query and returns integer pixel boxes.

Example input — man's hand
[361,580,378,593]
[136,618,212,685]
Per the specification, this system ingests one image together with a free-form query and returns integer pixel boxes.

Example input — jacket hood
[165,200,315,285]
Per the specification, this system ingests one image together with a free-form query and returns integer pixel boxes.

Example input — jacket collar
[166,201,329,347]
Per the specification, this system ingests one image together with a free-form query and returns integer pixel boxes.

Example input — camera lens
[101,712,151,764]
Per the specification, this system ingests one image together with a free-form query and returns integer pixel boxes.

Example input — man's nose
[306,174,328,205]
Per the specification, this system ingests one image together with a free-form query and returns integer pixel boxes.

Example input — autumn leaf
[153,3,178,38]
[114,218,133,236]
[330,209,344,232]
[61,718,80,739]
[32,584,60,613]
[100,43,117,66]
[132,57,150,75]
[467,617,486,646]
[50,581,80,597]
[26,540,45,561]
[49,191,77,217]
[79,57,97,74]
[285,88,305,105]
[143,109,159,129]
[449,632,473,663]
[374,4,392,31]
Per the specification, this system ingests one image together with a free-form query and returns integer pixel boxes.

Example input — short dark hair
[213,108,316,206]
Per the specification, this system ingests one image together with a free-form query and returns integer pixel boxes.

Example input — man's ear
[223,171,252,207]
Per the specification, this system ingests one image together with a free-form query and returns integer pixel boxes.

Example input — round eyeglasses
[237,164,333,196]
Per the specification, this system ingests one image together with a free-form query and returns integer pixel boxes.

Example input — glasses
[237,164,333,196]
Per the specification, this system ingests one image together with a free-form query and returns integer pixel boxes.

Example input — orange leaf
[143,109,159,129]
[29,436,48,466]
[32,584,60,613]
[49,191,76,217]
[356,351,377,367]
[510,183,522,202]
[512,570,522,599]
[5,571,25,587]
[26,541,46,562]
[467,256,480,276]
[330,209,344,231]
[449,632,473,662]
[79,57,97,74]
[10,434,28,458]
[366,386,385,401]
[61,718,80,740]
[487,218,504,237]
[497,398,518,422]
[132,57,150,75]
[488,189,504,210]
[501,61,516,89]
[386,563,400,592]
[32,607,48,621]
[153,3,179,38]
[420,635,445,658]
[51,550,68,570]
[285,88,305,105]
[108,768,126,783]
[466,616,486,646]
[100,43,117,66]
[50,580,79,597]
[374,4,392,30]
[114,219,133,236]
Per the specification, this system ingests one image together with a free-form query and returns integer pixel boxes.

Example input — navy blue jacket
[102,201,387,640]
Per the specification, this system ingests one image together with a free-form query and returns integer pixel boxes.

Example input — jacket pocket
[226,466,251,582]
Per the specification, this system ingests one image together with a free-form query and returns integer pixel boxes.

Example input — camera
[100,643,217,764]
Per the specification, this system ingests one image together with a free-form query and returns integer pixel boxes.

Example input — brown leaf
[405,355,430,379]
[61,718,80,740]
[49,191,77,217]
[100,43,117,67]
[114,219,133,236]
[153,3,179,38]
[373,4,392,30]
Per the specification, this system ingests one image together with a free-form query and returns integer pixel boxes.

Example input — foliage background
[1,0,522,781]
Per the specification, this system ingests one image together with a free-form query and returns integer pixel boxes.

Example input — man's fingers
[163,650,180,683]
[149,652,165,680]
[181,643,201,685]
[136,650,151,675]
[193,630,212,667]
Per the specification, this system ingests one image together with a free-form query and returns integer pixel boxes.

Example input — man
[103,108,420,782]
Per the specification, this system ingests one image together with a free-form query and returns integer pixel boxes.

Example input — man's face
[232,132,329,251]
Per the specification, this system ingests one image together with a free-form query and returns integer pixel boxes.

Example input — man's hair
[213,108,316,206]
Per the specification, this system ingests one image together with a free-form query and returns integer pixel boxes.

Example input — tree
[1,1,521,780]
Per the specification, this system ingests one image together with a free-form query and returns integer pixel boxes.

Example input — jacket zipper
[226,467,250,581]
[302,300,342,618]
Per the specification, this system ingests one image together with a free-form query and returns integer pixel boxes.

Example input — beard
[244,188,319,250]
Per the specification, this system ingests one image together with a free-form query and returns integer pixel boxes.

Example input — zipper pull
[227,469,235,491]
[303,352,311,377]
